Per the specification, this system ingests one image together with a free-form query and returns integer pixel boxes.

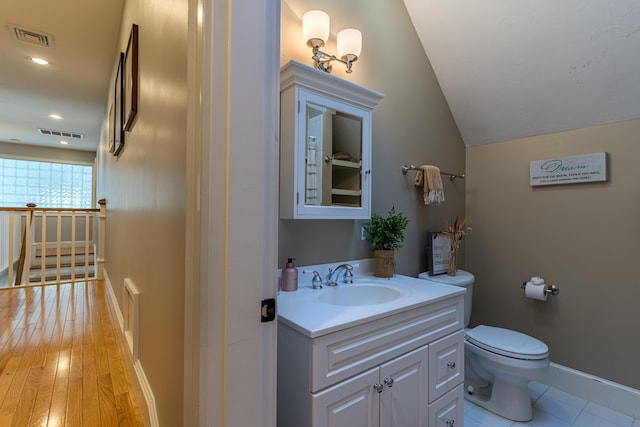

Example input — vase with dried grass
[363,207,409,278]
[444,217,468,276]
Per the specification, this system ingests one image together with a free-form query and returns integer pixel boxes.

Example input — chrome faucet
[311,271,323,289]
[325,264,354,286]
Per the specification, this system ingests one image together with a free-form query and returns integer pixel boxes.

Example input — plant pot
[373,249,396,278]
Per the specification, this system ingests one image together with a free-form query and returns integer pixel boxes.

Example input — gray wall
[31,216,93,242]
[279,0,467,277]
[96,0,188,424]
[466,118,640,389]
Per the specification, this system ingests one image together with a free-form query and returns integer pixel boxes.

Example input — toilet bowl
[418,270,549,422]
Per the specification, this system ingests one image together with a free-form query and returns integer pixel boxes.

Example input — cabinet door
[428,384,464,427]
[311,367,380,427]
[294,90,372,219]
[429,330,464,402]
[379,345,429,427]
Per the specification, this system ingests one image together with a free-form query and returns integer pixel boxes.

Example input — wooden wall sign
[530,152,608,187]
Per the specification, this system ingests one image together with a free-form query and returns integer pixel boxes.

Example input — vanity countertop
[277,273,465,338]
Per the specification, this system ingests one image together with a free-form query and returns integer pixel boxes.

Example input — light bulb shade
[303,10,330,47]
[337,29,362,61]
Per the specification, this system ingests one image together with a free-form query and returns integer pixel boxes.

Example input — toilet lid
[466,325,549,360]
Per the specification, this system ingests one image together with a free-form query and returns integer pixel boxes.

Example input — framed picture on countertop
[427,231,450,276]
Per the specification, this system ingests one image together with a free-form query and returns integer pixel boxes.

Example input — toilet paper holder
[520,281,560,296]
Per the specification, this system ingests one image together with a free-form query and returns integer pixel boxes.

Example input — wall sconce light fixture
[302,10,362,74]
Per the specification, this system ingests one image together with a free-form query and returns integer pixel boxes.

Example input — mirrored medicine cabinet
[279,60,384,219]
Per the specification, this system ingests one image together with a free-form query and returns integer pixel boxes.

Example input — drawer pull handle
[373,383,384,393]
[446,419,455,426]
[446,361,456,369]
[384,377,394,387]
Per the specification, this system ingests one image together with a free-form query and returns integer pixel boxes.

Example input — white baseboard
[134,360,159,427]
[542,362,640,418]
[103,269,159,426]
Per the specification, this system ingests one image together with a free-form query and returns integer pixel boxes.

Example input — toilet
[418,270,549,422]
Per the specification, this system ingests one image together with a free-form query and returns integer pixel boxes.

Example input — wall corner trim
[104,269,124,330]
[123,277,140,360]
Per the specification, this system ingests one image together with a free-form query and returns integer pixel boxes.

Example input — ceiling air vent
[38,128,84,140]
[7,24,54,48]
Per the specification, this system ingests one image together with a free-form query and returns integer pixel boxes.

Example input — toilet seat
[466,325,549,360]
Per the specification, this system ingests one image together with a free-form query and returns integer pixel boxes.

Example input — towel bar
[401,164,465,181]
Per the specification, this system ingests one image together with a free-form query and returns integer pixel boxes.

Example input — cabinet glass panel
[305,102,363,208]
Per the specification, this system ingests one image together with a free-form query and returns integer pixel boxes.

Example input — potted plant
[363,207,409,277]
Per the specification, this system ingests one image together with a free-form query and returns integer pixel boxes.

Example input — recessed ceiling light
[29,57,49,65]
[59,140,69,145]
[48,114,64,120]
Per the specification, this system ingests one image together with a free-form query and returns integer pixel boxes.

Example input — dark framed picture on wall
[113,52,125,156]
[107,101,115,153]
[123,23,139,131]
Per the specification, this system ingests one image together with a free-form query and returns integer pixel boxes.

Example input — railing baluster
[0,213,5,274]
[8,212,14,286]
[41,210,47,284]
[70,211,76,283]
[14,211,27,286]
[23,206,33,286]
[56,211,62,284]
[84,211,90,281]
[97,199,106,282]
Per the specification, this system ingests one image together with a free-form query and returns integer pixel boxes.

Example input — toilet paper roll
[525,282,548,301]
[530,276,544,286]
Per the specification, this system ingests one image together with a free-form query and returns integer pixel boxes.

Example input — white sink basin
[316,284,405,306]
[277,267,465,338]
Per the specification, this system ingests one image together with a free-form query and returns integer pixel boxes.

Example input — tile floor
[464,382,640,427]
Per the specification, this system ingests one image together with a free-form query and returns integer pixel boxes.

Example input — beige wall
[96,0,188,424]
[466,118,640,389]
[279,0,466,277]
[0,141,95,164]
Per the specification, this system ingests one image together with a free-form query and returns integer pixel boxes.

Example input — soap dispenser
[281,258,298,291]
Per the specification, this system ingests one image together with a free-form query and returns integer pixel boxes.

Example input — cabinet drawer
[428,330,464,402]
[311,296,463,392]
[428,384,464,427]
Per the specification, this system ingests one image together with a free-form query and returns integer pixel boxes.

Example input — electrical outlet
[361,226,366,241]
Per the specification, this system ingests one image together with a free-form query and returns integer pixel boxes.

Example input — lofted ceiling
[403,0,640,146]
[0,0,124,152]
[2,1,639,152]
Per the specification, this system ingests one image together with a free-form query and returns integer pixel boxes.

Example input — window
[0,158,93,208]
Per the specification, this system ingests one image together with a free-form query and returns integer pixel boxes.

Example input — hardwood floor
[0,281,146,426]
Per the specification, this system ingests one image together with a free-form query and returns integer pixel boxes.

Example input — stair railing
[13,203,36,285]
[0,199,106,287]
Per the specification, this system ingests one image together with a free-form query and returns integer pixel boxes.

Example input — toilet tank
[418,270,475,327]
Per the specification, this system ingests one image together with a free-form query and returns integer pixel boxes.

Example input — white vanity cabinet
[279,60,384,219]
[312,345,428,426]
[277,294,465,427]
